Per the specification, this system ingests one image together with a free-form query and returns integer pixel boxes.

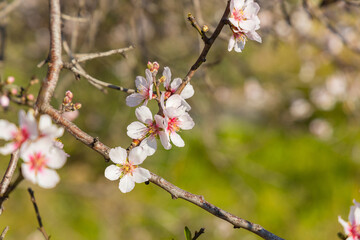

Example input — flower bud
[27,94,34,101]
[202,25,209,33]
[30,78,39,85]
[6,76,15,84]
[65,90,73,100]
[159,75,166,83]
[74,103,82,110]
[63,96,71,104]
[147,61,153,70]
[147,61,160,73]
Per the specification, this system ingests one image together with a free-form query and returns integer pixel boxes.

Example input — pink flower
[339,200,360,240]
[127,106,167,156]
[21,137,67,188]
[126,69,154,107]
[159,94,195,149]
[104,147,150,193]
[228,0,262,52]
[0,110,38,155]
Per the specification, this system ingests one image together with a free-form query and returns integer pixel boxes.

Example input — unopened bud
[74,103,82,110]
[132,139,140,146]
[11,88,18,95]
[147,61,160,72]
[65,90,73,100]
[63,96,71,104]
[159,75,166,83]
[6,76,15,84]
[27,94,34,101]
[202,25,209,33]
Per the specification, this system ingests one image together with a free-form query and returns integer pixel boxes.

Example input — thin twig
[0,172,24,215]
[74,46,134,63]
[0,150,20,196]
[192,228,205,240]
[27,188,50,240]
[61,13,89,23]
[0,0,23,19]
[0,226,9,240]
[175,0,231,95]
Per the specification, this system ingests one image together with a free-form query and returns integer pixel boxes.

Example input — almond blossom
[339,200,360,240]
[159,94,195,149]
[127,106,168,156]
[126,69,154,107]
[228,0,262,52]
[0,110,38,155]
[162,67,194,100]
[21,137,67,188]
[104,146,151,193]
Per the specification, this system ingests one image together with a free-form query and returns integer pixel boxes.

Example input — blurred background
[1,0,360,239]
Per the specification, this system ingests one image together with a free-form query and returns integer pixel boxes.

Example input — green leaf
[184,226,192,240]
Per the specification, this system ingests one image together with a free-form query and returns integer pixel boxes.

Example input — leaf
[184,226,192,240]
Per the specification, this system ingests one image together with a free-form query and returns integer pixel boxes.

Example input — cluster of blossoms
[105,62,195,193]
[227,0,262,52]
[339,200,360,240]
[0,110,68,188]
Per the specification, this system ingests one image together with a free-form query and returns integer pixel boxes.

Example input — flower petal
[140,136,157,156]
[119,174,135,193]
[0,120,17,141]
[180,84,195,99]
[109,147,127,164]
[246,31,262,43]
[159,131,171,150]
[228,35,236,52]
[128,147,147,165]
[21,163,37,184]
[234,0,245,10]
[163,67,172,89]
[0,142,17,155]
[243,2,260,18]
[105,164,122,181]
[338,216,350,235]
[170,132,185,147]
[178,114,195,130]
[36,168,60,189]
[135,106,153,124]
[166,94,182,109]
[132,167,151,183]
[47,144,67,169]
[19,110,38,139]
[239,20,257,32]
[170,78,182,91]
[127,121,148,139]
[126,93,145,107]
[39,114,64,138]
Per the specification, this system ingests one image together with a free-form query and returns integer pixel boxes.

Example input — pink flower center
[232,9,245,22]
[234,32,247,41]
[11,127,30,149]
[167,117,180,133]
[29,152,48,173]
[347,223,360,239]
[120,162,137,176]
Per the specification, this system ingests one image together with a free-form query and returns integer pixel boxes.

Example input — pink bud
[27,94,34,101]
[147,61,160,72]
[63,96,71,104]
[0,95,10,107]
[74,103,82,109]
[65,90,73,100]
[6,76,15,84]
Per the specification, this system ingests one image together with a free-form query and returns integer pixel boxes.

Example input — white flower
[228,0,262,52]
[127,106,167,156]
[20,137,67,188]
[0,110,38,155]
[104,147,151,193]
[126,69,154,107]
[162,67,194,100]
[159,94,195,149]
[339,200,360,240]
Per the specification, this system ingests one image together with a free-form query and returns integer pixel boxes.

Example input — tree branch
[74,46,134,63]
[0,150,20,196]
[0,226,9,240]
[28,188,50,240]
